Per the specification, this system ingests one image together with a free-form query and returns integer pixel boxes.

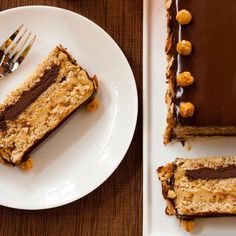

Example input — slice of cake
[164,0,236,143]
[0,45,98,165]
[157,156,236,232]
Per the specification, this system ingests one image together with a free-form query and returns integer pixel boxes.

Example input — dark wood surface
[0,1,143,236]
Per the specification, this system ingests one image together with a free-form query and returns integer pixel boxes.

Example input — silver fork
[0,24,36,79]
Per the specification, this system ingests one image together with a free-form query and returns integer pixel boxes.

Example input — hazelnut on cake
[0,45,98,165]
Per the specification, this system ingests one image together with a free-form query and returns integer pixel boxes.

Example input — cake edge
[163,0,177,144]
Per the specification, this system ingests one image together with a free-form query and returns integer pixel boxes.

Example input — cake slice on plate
[0,45,98,165]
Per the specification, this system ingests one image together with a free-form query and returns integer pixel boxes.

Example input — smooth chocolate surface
[185,165,236,180]
[0,65,60,129]
[172,0,236,126]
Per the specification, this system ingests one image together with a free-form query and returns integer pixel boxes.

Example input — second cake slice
[157,156,236,231]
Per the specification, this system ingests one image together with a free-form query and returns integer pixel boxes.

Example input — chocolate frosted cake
[158,156,236,232]
[0,45,98,165]
[164,0,236,143]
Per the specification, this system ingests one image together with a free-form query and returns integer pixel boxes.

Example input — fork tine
[13,35,36,64]
[0,24,23,51]
[6,29,27,56]
[11,32,31,60]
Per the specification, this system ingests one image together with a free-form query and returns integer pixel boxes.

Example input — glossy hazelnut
[176,40,192,55]
[176,72,194,87]
[179,102,195,118]
[176,9,192,25]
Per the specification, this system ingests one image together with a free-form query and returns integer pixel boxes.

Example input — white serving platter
[143,0,236,235]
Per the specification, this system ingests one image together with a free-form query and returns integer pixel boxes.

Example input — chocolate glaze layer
[185,165,236,180]
[172,0,236,126]
[0,65,60,129]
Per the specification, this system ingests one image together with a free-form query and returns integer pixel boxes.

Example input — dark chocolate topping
[171,0,236,126]
[185,165,236,180]
[0,65,60,129]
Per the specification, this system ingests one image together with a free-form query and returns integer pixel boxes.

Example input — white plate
[143,0,236,235]
[0,6,138,210]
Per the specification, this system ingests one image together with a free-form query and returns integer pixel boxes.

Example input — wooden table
[0,1,142,235]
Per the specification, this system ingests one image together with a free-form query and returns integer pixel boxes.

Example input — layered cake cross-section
[0,45,98,165]
[164,0,236,143]
[158,156,236,231]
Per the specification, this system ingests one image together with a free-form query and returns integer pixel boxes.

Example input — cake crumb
[87,98,99,112]
[186,141,192,151]
[180,219,195,232]
[21,157,34,171]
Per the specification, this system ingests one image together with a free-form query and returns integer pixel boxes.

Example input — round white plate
[0,6,138,210]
